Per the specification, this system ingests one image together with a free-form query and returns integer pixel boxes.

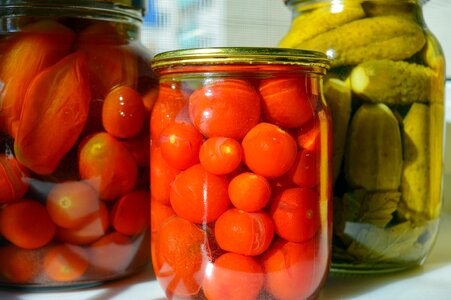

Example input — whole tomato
[78,132,138,200]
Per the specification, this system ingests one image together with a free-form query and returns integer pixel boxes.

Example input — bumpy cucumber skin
[350,59,433,104]
[324,78,352,183]
[345,103,403,191]
[298,16,425,67]
[400,103,431,218]
[279,5,365,48]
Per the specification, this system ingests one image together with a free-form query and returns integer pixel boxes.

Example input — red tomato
[159,122,203,170]
[47,180,100,229]
[102,85,146,139]
[0,20,75,137]
[259,77,314,128]
[228,172,271,212]
[55,202,109,245]
[0,245,39,283]
[111,190,149,236]
[288,149,320,188]
[0,200,56,249]
[214,208,274,256]
[296,119,320,151]
[269,187,320,243]
[76,22,137,99]
[261,238,324,300]
[202,252,264,300]
[242,123,297,178]
[78,132,138,200]
[150,146,180,205]
[0,154,29,203]
[43,243,89,282]
[189,79,261,140]
[150,197,175,234]
[150,83,187,144]
[14,51,91,175]
[153,216,208,297]
[170,164,230,224]
[199,137,242,175]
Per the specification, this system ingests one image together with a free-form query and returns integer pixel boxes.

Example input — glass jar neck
[286,0,426,26]
[0,4,142,39]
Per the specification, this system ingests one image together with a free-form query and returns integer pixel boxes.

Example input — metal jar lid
[151,47,331,75]
[0,0,148,19]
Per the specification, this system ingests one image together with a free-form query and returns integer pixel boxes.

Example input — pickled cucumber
[345,103,403,191]
[324,78,351,183]
[350,60,433,104]
[298,16,425,67]
[279,5,365,48]
[400,103,434,218]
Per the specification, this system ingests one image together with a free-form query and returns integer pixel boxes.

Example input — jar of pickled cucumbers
[0,0,156,289]
[150,47,332,300]
[280,0,446,274]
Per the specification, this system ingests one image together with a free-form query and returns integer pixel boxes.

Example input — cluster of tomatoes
[0,19,156,285]
[150,76,331,300]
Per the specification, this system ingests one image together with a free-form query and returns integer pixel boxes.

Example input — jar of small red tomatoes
[150,47,332,300]
[0,1,156,289]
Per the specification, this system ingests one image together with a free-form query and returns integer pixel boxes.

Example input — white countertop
[1,212,451,300]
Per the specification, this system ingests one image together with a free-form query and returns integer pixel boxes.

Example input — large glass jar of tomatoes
[150,47,332,300]
[0,0,156,289]
[279,0,446,274]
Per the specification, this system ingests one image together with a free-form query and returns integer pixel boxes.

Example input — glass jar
[280,0,446,274]
[150,47,332,300]
[0,0,156,289]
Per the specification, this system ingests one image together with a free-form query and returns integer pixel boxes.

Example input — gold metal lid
[151,47,330,74]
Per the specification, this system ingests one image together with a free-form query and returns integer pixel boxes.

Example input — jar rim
[0,0,147,17]
[151,47,330,74]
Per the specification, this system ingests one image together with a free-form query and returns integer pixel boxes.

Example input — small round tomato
[0,200,56,249]
[153,216,208,297]
[189,79,261,140]
[55,202,109,245]
[102,85,146,139]
[46,180,100,229]
[111,190,149,236]
[0,154,29,203]
[43,243,89,282]
[159,122,203,170]
[203,252,264,300]
[150,83,187,143]
[199,137,242,175]
[214,208,274,256]
[0,245,39,283]
[150,197,175,234]
[78,132,138,200]
[269,187,320,243]
[170,164,230,224]
[259,77,314,128]
[150,146,180,205]
[242,123,297,178]
[228,172,271,212]
[261,238,323,300]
